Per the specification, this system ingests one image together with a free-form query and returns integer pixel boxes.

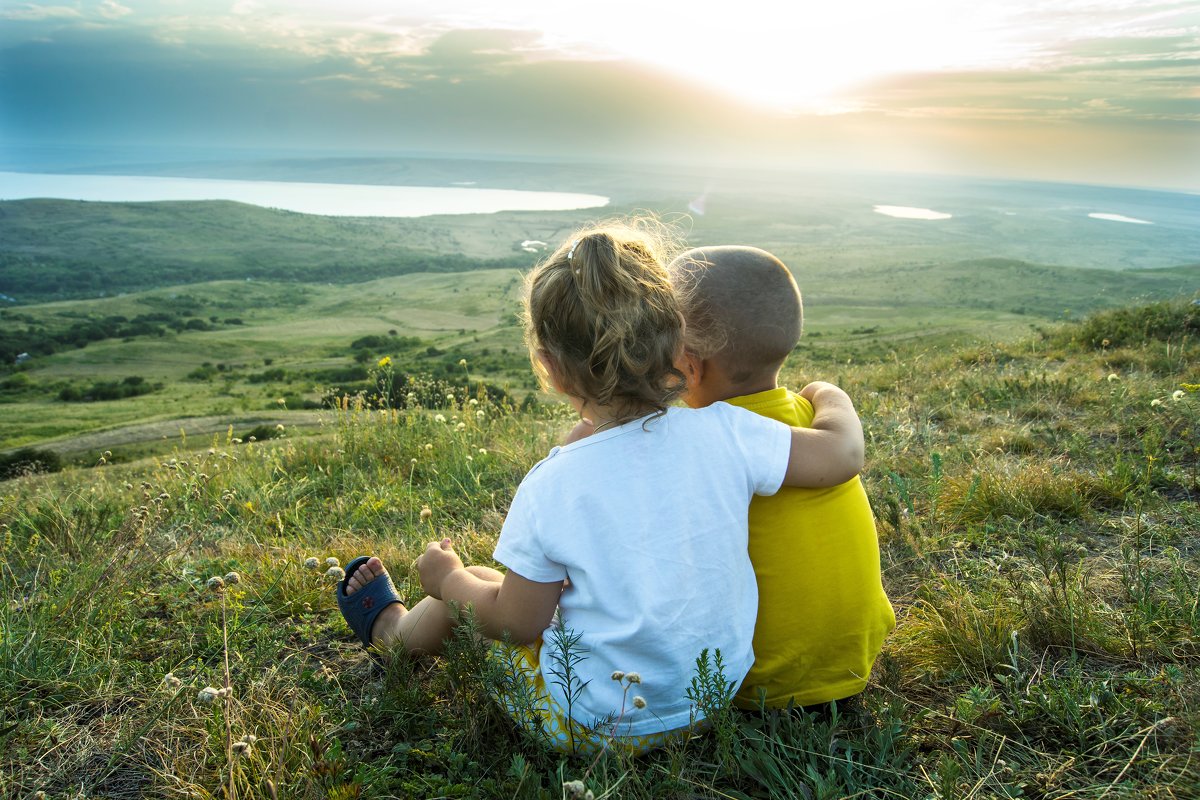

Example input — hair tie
[567,239,580,261]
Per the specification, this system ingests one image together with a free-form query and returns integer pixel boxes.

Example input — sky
[1,0,1198,190]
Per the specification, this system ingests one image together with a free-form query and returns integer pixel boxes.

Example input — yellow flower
[458,359,468,367]
[377,356,392,368]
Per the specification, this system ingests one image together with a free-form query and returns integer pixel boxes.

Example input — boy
[669,245,895,711]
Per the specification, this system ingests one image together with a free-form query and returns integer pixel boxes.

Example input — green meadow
[2,298,1198,799]
[2,175,1199,798]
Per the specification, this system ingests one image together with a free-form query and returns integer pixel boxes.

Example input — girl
[338,220,864,755]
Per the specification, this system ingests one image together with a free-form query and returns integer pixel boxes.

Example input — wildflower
[1173,389,1186,401]
[125,482,134,490]
[563,781,586,799]
[410,458,418,464]
[420,506,433,522]
[446,393,455,402]
[326,557,340,567]
[245,734,257,744]
[632,695,647,709]
[303,557,320,570]
[1101,338,1110,347]
[435,414,447,423]
[458,358,468,367]
[456,422,466,431]
[276,423,285,432]
[624,672,641,684]
[1107,373,1119,382]
[1152,398,1164,408]
[197,686,221,703]
[611,670,625,681]
[469,398,478,406]
[377,356,392,368]
[478,448,488,456]
[162,673,182,689]
[206,576,225,592]
[232,740,252,754]
[103,450,112,458]
[476,410,484,419]
[425,443,433,451]
[243,501,254,512]
[248,436,257,442]
[276,397,286,405]
[465,455,473,462]
[224,571,241,585]
[325,566,346,581]
[406,392,418,405]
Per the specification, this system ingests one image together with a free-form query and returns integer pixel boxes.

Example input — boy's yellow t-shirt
[728,387,896,708]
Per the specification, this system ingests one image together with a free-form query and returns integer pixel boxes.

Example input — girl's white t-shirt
[493,402,791,736]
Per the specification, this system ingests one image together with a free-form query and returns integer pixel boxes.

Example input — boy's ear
[680,350,705,390]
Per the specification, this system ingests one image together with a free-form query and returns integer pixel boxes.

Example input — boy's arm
[418,539,561,644]
[782,381,864,488]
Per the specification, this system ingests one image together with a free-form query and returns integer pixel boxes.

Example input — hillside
[2,299,1198,798]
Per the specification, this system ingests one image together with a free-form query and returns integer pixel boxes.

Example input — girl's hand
[417,538,465,600]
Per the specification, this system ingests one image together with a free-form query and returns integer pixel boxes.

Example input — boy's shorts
[490,641,698,757]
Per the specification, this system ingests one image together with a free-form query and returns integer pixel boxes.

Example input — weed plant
[2,298,1199,798]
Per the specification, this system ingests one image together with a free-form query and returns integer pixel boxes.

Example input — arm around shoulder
[784,381,865,488]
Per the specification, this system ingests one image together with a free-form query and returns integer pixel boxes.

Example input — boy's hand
[563,418,595,444]
[417,538,465,600]
[799,381,840,404]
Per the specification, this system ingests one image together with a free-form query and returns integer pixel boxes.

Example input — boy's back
[668,244,894,710]
[726,387,894,708]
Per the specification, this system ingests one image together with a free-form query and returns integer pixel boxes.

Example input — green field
[2,299,1198,798]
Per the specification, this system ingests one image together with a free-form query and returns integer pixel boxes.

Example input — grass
[2,297,1199,798]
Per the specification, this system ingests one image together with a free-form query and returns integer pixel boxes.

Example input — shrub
[0,447,63,480]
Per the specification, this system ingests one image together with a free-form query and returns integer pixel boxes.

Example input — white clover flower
[326,557,340,568]
[197,686,221,703]
[325,566,346,581]
[304,557,320,570]
[632,695,647,709]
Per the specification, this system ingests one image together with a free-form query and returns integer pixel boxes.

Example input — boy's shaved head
[670,246,802,384]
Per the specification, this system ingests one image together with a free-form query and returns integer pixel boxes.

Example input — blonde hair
[523,219,686,423]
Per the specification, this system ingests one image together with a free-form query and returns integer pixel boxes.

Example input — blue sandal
[336,556,405,648]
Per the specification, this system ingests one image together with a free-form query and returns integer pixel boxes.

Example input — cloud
[98,1,132,20]
[0,5,81,21]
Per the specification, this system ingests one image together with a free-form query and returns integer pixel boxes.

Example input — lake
[0,172,609,218]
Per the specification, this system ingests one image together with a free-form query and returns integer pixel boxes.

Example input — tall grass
[2,298,1199,798]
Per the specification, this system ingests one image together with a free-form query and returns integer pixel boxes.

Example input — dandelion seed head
[632,695,647,709]
[410,457,418,464]
[304,557,320,570]
[245,733,257,744]
[469,398,478,406]
[476,410,484,419]
[456,422,466,431]
[446,393,455,402]
[325,566,346,581]
[420,506,433,521]
[197,686,221,703]
[425,443,433,451]
[478,448,487,456]
[162,673,182,688]
[562,780,586,798]
[206,576,225,591]
[232,740,251,754]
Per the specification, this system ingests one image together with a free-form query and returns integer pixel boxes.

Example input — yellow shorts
[490,641,697,757]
